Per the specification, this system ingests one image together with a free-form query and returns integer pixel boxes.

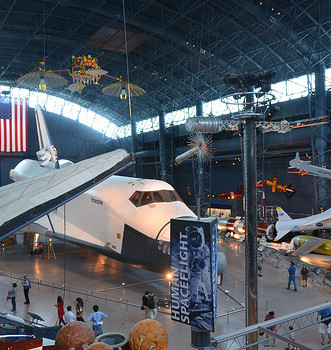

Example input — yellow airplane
[264,178,296,198]
[292,235,331,257]
[261,235,331,268]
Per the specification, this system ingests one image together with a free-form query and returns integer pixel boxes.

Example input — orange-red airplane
[263,178,296,198]
[219,182,262,200]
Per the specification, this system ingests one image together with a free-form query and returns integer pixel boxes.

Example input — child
[7,283,17,312]
[285,326,296,350]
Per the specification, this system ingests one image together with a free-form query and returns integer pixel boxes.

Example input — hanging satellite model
[68,53,108,93]
[16,53,145,98]
[175,133,213,164]
[101,76,146,99]
[16,61,68,91]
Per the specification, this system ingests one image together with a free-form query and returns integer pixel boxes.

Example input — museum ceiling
[0,0,329,125]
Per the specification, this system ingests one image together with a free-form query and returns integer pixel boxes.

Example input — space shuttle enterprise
[0,105,227,275]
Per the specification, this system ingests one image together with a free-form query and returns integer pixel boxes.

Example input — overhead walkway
[212,302,331,350]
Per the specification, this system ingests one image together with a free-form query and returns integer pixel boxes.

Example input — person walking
[147,291,158,319]
[22,274,31,304]
[285,325,295,350]
[287,262,297,291]
[258,253,264,277]
[87,305,107,337]
[264,311,276,347]
[74,297,85,322]
[55,296,66,326]
[142,290,149,319]
[7,283,17,312]
[300,264,309,287]
[318,306,331,345]
[64,306,76,324]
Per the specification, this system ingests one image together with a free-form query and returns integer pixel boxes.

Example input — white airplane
[2,105,227,275]
[273,207,331,242]
[289,153,331,179]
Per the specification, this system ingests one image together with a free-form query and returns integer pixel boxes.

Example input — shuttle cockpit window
[129,190,183,207]
[169,191,177,201]
[130,191,140,206]
[153,191,165,202]
[141,192,153,205]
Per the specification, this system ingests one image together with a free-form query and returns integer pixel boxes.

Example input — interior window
[140,192,153,205]
[130,191,141,206]
[153,191,164,202]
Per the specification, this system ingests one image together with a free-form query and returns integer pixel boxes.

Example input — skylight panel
[36,92,48,108]
[46,95,64,114]
[62,101,79,120]
[79,108,95,127]
[286,76,308,100]
[11,88,21,98]
[92,114,109,133]
[28,91,39,108]
[326,68,331,90]
[105,123,118,139]
[115,124,131,138]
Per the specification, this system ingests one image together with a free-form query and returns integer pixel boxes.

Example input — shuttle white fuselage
[6,105,227,275]
[12,159,227,274]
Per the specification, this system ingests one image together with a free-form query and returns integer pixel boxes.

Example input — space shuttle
[218,206,331,243]
[272,207,331,242]
[1,105,227,275]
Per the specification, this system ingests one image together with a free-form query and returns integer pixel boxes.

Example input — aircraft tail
[35,105,59,168]
[276,207,292,221]
[35,105,53,149]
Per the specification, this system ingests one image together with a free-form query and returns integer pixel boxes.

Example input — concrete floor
[0,235,330,349]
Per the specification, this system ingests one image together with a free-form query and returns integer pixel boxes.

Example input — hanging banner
[170,217,218,331]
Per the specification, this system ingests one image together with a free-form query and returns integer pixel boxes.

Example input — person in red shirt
[264,311,276,347]
[55,295,66,326]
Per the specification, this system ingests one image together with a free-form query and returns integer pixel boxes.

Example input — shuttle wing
[274,229,291,242]
[0,149,132,240]
[292,237,324,257]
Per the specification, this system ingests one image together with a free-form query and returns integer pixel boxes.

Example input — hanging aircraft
[1,105,227,275]
[272,207,331,242]
[218,184,244,200]
[218,182,262,200]
[289,153,331,179]
[263,178,296,198]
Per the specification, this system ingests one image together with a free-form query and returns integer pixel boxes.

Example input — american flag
[0,97,28,152]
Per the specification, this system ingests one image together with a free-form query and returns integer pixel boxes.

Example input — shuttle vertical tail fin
[276,207,292,221]
[35,105,59,168]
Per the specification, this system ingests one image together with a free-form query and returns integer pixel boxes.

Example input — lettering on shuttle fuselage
[91,197,103,205]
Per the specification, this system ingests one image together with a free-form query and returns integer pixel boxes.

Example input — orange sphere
[129,319,168,350]
[55,321,95,350]
[87,343,114,350]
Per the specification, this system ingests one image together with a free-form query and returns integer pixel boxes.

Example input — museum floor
[0,235,329,349]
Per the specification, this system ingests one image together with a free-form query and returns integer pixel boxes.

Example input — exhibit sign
[170,217,218,331]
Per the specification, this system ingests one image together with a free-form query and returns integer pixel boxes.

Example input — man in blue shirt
[287,262,297,291]
[86,305,107,336]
